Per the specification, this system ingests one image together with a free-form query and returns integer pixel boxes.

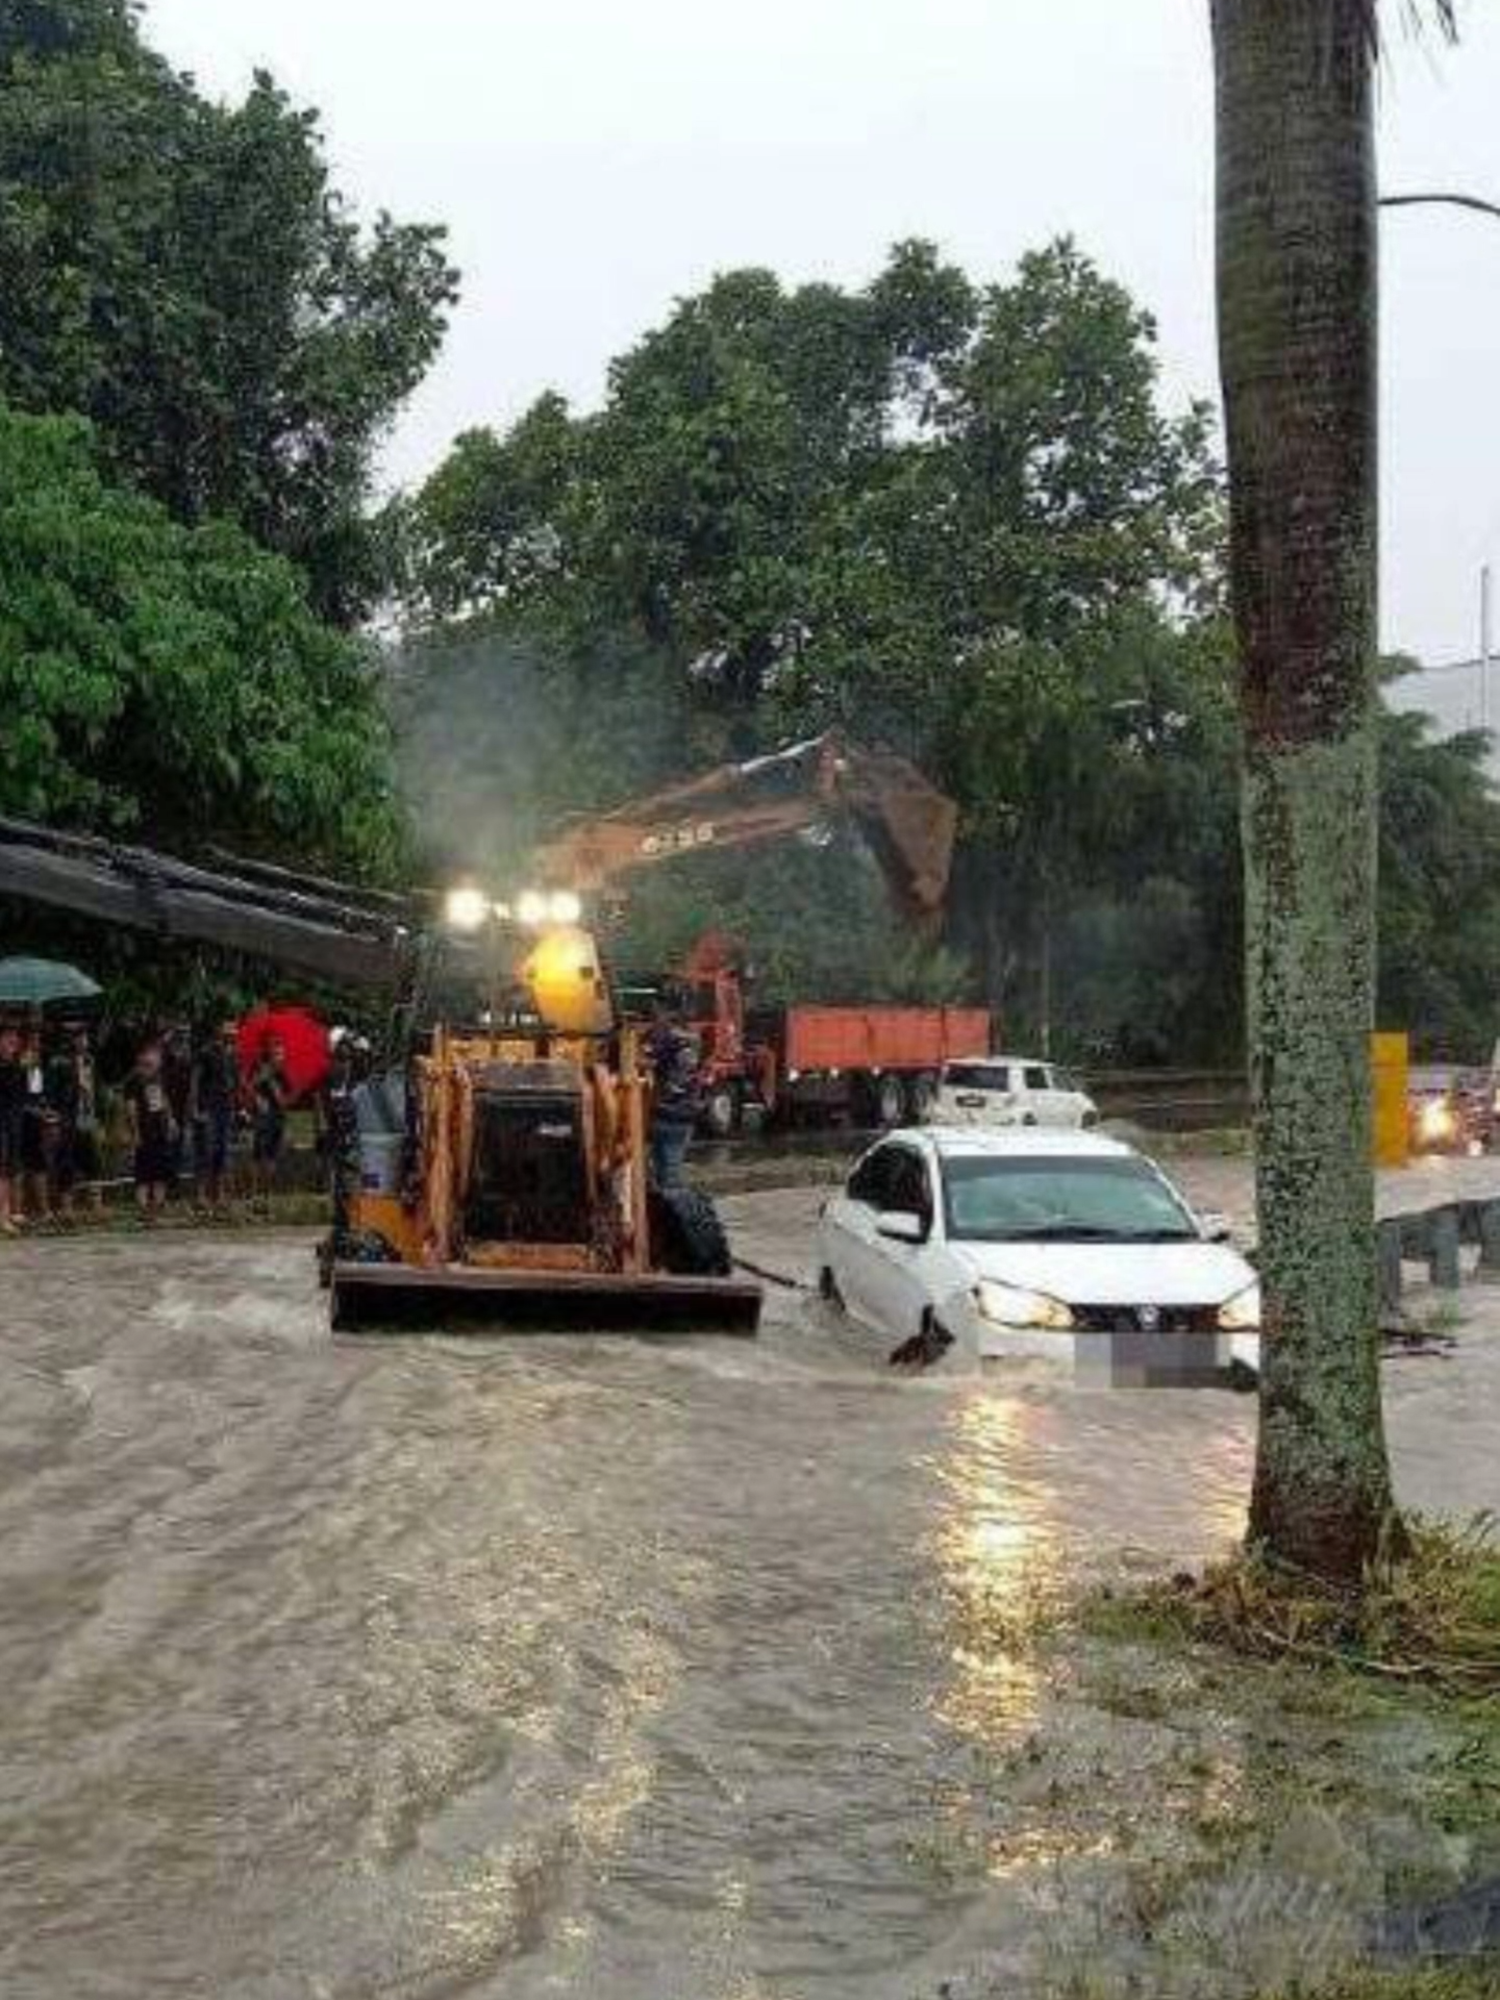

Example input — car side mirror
[1198,1211,1234,1245]
[877,1209,929,1246]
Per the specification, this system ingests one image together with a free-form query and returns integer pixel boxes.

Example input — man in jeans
[0,1021,24,1234]
[643,999,701,1189]
[190,1021,240,1210]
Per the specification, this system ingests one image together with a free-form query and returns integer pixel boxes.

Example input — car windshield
[941,1154,1199,1243]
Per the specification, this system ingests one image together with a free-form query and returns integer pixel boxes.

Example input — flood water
[0,1209,1491,2000]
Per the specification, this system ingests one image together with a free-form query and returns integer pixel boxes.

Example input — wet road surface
[1,1189,1496,1999]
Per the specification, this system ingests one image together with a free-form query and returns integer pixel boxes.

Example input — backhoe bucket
[330,1262,763,1336]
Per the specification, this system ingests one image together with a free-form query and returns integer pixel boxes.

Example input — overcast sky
[145,0,1499,666]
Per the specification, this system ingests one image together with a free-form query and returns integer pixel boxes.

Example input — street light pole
[1382,190,1500,732]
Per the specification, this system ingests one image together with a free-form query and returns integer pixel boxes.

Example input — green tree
[1213,0,1455,1580]
[0,0,458,621]
[1378,707,1500,1059]
[0,400,401,873]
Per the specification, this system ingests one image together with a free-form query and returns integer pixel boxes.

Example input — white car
[931,1056,1098,1131]
[817,1128,1259,1381]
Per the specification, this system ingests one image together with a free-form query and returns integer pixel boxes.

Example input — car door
[858,1143,939,1337]
[1032,1063,1074,1127]
[1046,1065,1093,1128]
[1018,1063,1051,1125]
[825,1143,896,1320]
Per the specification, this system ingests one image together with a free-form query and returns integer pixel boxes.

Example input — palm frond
[1352,0,1459,55]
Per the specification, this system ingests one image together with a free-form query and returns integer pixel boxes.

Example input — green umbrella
[0,957,103,1010]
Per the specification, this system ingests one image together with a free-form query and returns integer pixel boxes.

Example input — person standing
[18,1023,55,1225]
[250,1034,290,1207]
[317,1031,362,1233]
[190,1021,240,1212]
[124,1038,177,1224]
[162,1025,193,1197]
[643,999,702,1190]
[0,1022,25,1234]
[47,1023,103,1219]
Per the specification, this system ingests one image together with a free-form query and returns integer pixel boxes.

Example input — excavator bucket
[329,1262,764,1336]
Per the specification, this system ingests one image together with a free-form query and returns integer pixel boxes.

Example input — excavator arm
[535,733,957,924]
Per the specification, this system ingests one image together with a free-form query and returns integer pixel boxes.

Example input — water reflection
[928,1393,1060,1747]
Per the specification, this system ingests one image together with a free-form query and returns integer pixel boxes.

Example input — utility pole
[1483,565,1494,733]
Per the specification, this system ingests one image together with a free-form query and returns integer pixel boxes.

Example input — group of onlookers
[0,1020,102,1231]
[0,1018,293,1231]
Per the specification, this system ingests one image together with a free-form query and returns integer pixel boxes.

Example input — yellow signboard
[1371,1031,1410,1169]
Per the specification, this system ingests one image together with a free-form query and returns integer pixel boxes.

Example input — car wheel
[875,1073,905,1127]
[650,1186,733,1277]
[905,1071,938,1122]
[700,1083,740,1140]
[889,1309,955,1371]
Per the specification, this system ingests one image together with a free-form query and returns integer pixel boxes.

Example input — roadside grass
[1264,1971,1500,1999]
[999,1525,1500,1998]
[1085,1516,1500,1704]
[1051,1969,1499,1999]
[0,1190,331,1234]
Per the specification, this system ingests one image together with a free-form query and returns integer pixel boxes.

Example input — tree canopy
[0,0,458,622]
[0,400,401,876]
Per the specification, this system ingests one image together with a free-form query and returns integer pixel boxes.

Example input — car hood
[951,1238,1255,1307]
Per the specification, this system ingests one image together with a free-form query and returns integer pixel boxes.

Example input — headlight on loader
[1217,1282,1261,1332]
[444,884,492,934]
[975,1280,1075,1331]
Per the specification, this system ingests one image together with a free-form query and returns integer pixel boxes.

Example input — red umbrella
[236,1006,331,1102]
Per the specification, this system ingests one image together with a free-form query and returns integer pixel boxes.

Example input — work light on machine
[515,888,584,928]
[443,883,493,934]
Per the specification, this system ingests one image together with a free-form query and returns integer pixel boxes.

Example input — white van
[931,1056,1098,1132]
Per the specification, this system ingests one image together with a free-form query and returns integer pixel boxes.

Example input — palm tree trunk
[1213,0,1401,1579]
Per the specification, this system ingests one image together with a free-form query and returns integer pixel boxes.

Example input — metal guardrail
[1379,1198,1500,1315]
[1087,1070,1249,1134]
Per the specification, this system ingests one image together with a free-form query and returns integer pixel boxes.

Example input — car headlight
[1217,1282,1261,1332]
[975,1280,1074,1331]
[1418,1100,1456,1143]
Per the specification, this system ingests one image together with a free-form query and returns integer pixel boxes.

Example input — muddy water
[0,1220,1486,1999]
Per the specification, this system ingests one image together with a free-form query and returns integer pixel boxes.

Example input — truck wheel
[905,1072,938,1122]
[875,1073,905,1127]
[700,1084,740,1140]
[650,1185,734,1278]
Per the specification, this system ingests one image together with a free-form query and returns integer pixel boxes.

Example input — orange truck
[749,1000,994,1131]
[661,942,990,1132]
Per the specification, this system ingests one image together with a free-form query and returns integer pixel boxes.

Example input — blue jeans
[651,1121,692,1189]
